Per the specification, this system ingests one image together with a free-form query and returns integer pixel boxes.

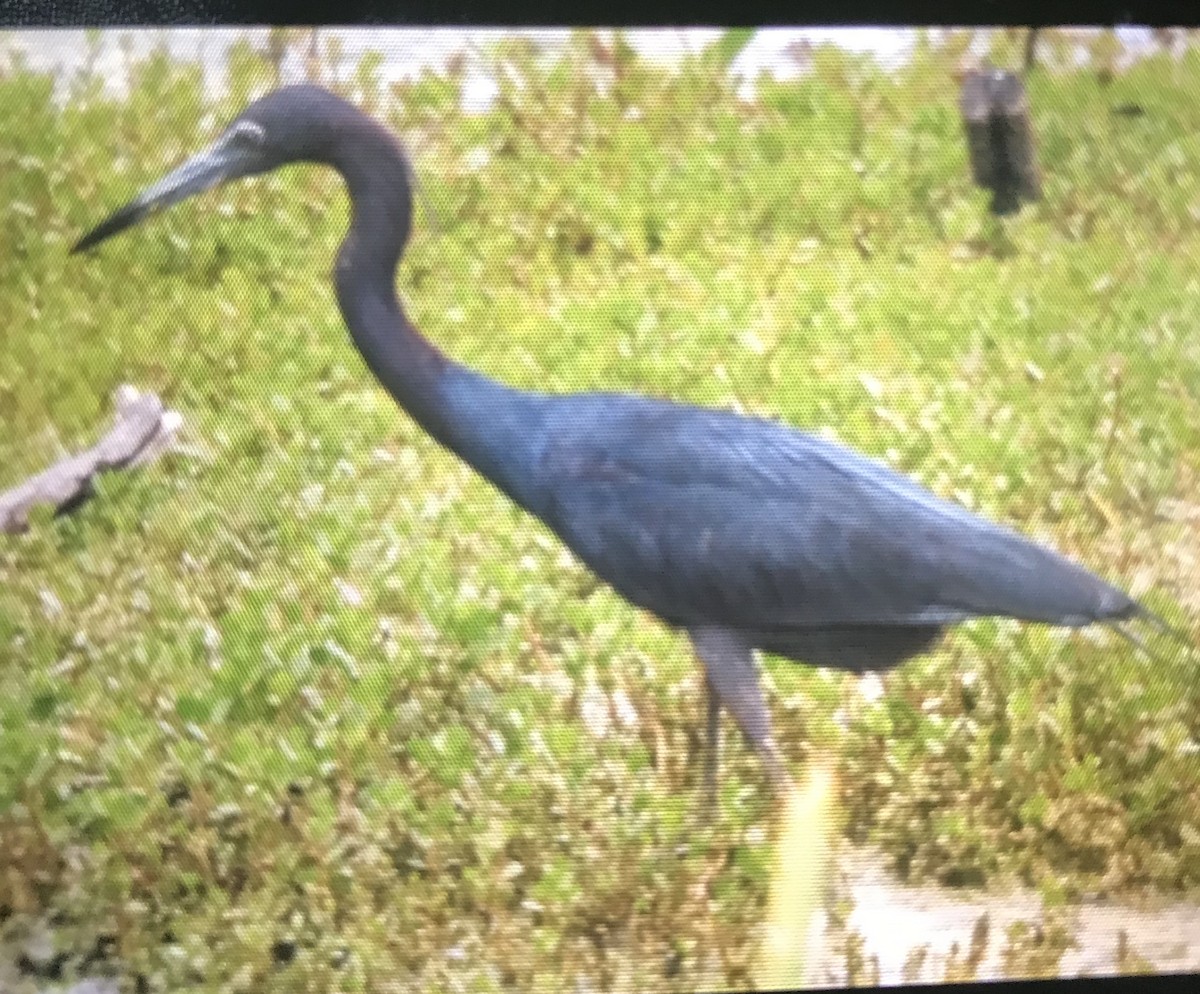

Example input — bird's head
[73,85,361,253]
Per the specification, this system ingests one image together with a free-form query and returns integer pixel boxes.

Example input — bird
[959,66,1040,217]
[74,84,1171,801]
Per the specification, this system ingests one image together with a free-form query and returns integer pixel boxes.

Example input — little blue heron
[74,85,1167,798]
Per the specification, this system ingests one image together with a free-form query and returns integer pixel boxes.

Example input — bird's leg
[690,627,794,796]
[704,675,720,809]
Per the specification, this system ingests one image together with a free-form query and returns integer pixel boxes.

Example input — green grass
[1,28,1198,992]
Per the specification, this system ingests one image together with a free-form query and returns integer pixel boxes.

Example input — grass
[0,27,1198,992]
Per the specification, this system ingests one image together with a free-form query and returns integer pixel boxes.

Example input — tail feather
[1133,603,1194,647]
[1105,605,1194,666]
[1106,621,1167,665]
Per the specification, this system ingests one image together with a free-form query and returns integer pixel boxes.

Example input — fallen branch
[0,385,183,534]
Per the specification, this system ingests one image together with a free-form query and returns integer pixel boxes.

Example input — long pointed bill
[72,132,258,254]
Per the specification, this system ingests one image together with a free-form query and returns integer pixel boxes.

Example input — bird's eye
[229,121,266,147]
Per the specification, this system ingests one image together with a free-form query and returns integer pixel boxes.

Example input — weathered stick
[0,385,183,534]
[960,67,1040,217]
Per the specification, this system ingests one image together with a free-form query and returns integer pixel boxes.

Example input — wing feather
[533,395,1135,633]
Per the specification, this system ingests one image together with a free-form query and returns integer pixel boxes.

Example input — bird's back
[523,391,1136,670]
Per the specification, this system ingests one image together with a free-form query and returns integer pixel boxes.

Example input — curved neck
[326,112,546,505]
[330,116,446,432]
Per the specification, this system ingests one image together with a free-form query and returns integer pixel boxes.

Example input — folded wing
[534,395,1137,665]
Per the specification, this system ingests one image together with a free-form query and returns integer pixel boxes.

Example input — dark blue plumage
[74,85,1151,797]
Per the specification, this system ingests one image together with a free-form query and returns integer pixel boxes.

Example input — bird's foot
[762,743,795,797]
